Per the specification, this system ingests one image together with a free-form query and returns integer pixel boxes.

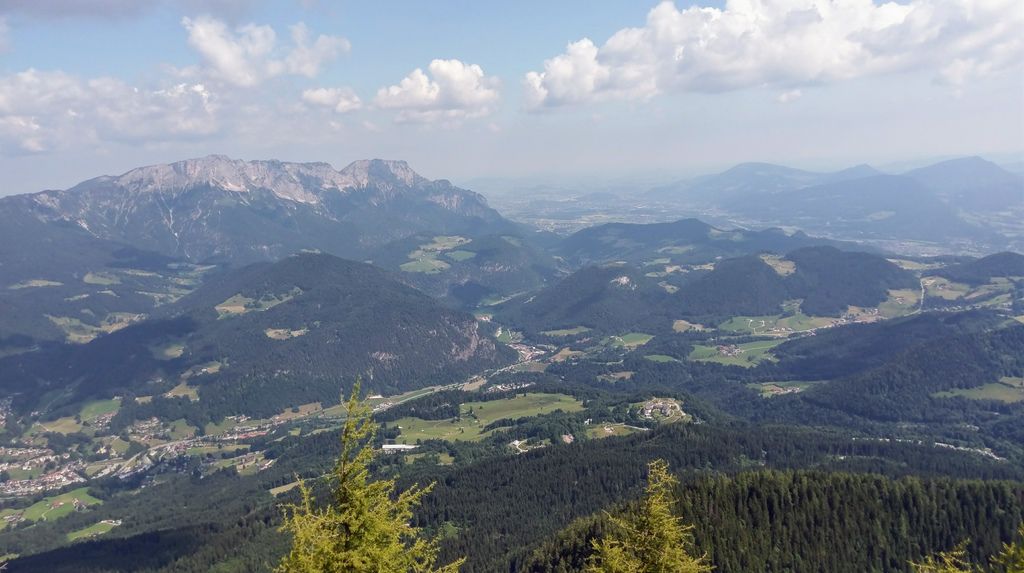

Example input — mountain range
[647,156,1023,247]
[0,156,537,346]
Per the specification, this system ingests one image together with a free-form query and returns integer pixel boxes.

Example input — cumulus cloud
[182,16,349,87]
[374,59,500,123]
[777,89,802,104]
[301,87,361,113]
[0,69,217,154]
[525,0,1024,108]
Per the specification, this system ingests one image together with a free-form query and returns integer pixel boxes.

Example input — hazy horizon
[1,0,1022,196]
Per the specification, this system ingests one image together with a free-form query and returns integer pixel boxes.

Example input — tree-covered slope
[524,471,1024,573]
[929,251,1024,285]
[0,253,513,418]
[555,218,853,266]
[499,264,669,333]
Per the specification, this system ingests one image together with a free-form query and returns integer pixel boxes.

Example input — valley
[0,155,1021,572]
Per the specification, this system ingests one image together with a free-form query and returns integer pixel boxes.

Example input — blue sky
[0,0,1021,195]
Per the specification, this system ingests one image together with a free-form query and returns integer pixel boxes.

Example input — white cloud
[284,23,350,78]
[0,69,217,154]
[182,16,348,87]
[777,89,802,104]
[374,59,500,123]
[301,87,361,113]
[525,0,1024,109]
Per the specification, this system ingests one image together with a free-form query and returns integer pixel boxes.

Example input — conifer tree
[585,459,711,573]
[910,542,980,573]
[910,523,1024,573]
[277,381,463,573]
[993,524,1024,573]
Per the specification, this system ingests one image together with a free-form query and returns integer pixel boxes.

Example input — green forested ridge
[500,264,669,333]
[554,218,857,266]
[501,246,916,334]
[583,459,711,573]
[0,252,513,420]
[525,471,1024,573]
[6,418,1021,572]
[930,252,1024,286]
[368,232,561,306]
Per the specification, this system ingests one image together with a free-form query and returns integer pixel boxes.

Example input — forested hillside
[0,253,512,420]
[524,471,1024,573]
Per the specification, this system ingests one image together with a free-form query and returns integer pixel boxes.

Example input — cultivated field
[67,520,119,541]
[540,326,591,337]
[689,339,785,367]
[79,399,121,422]
[390,393,584,444]
[935,377,1024,403]
[0,487,102,528]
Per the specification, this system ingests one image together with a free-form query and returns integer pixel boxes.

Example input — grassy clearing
[391,393,583,444]
[401,236,470,274]
[273,402,323,422]
[759,254,796,276]
[405,452,455,465]
[168,419,197,440]
[598,371,634,383]
[83,272,121,286]
[270,481,302,497]
[33,417,83,435]
[215,289,300,318]
[181,360,223,381]
[80,399,121,422]
[672,319,705,333]
[644,354,679,363]
[658,281,679,293]
[923,277,971,300]
[22,488,101,522]
[264,327,309,340]
[164,382,200,401]
[214,451,268,476]
[495,327,522,344]
[934,377,1024,403]
[689,339,785,368]
[67,520,119,541]
[148,340,186,360]
[540,326,591,337]
[445,250,477,262]
[657,245,694,255]
[607,333,654,348]
[422,236,470,251]
[878,289,920,318]
[479,292,526,307]
[747,380,820,398]
[551,348,584,362]
[8,279,63,290]
[586,423,645,439]
[46,312,145,344]
[719,311,835,336]
[187,444,248,457]
[888,258,941,271]
[400,258,450,273]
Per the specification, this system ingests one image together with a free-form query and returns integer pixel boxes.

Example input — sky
[0,0,1022,195]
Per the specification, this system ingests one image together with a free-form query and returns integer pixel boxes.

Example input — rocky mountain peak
[338,159,426,188]
[71,155,429,205]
